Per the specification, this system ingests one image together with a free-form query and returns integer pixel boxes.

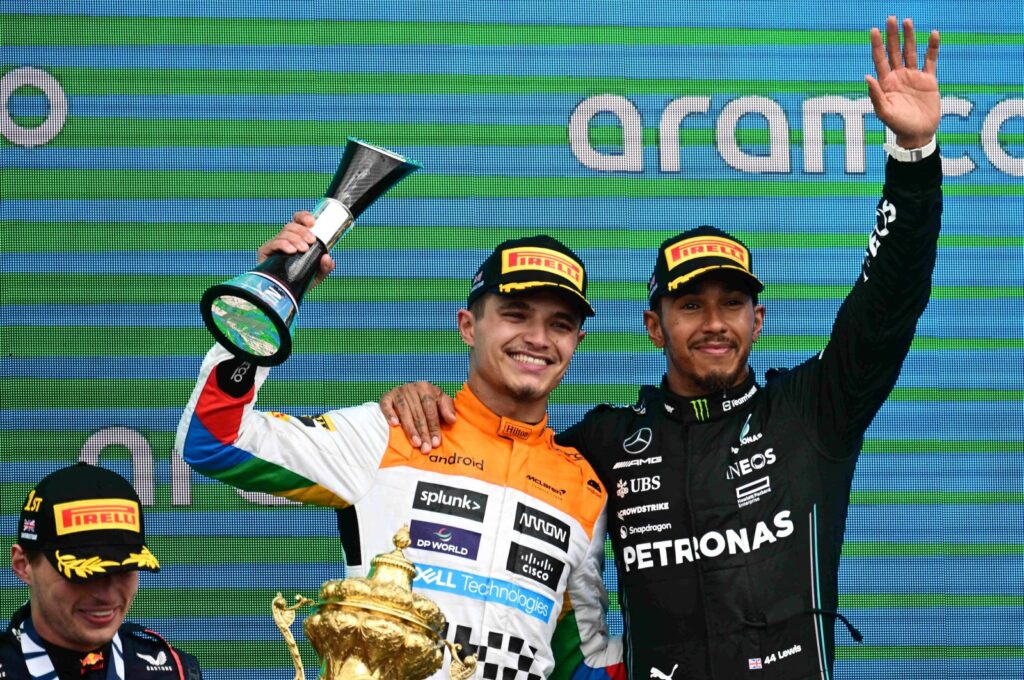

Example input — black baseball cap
[17,462,160,582]
[467,235,595,317]
[648,225,764,306]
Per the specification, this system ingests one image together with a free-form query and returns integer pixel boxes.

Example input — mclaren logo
[623,427,652,454]
[690,399,710,421]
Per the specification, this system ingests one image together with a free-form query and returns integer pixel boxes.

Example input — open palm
[866,16,941,148]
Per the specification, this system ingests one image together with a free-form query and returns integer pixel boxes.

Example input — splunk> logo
[690,399,710,421]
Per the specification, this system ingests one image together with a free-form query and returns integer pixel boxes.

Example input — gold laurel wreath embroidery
[54,551,120,579]
[121,545,160,570]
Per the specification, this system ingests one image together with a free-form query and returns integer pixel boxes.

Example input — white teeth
[511,353,546,366]
[85,609,114,617]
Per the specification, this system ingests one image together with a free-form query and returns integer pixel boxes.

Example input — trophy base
[200,272,296,366]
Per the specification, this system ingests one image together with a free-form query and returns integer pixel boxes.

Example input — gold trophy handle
[273,592,315,680]
[443,640,477,680]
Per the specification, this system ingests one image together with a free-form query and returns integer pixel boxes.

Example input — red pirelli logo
[502,247,583,291]
[665,236,750,271]
[54,499,140,536]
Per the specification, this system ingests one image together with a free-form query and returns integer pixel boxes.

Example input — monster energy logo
[691,399,710,421]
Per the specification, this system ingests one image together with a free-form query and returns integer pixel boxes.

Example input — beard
[691,367,743,394]
[507,382,547,403]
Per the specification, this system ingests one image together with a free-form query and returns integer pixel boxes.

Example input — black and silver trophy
[200,138,420,366]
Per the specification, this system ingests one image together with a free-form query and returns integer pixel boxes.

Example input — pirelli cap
[17,462,160,582]
[648,225,764,305]
[467,235,595,317]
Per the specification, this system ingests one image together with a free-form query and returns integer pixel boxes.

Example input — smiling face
[459,290,585,422]
[10,544,138,651]
[644,272,764,397]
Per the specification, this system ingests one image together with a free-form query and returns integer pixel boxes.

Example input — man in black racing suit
[556,16,943,680]
[381,15,943,680]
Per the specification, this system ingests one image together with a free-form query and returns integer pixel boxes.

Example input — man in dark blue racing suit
[382,15,944,680]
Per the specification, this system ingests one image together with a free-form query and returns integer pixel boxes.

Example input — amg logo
[514,503,570,551]
[413,482,487,522]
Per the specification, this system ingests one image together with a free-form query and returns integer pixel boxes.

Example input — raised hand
[865,16,941,149]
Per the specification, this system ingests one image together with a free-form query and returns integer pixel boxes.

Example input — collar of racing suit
[454,384,552,444]
[651,369,760,425]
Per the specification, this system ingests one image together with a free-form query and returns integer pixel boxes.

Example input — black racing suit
[558,152,942,680]
[1,604,203,680]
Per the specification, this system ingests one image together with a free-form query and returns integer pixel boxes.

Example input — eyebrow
[496,298,582,326]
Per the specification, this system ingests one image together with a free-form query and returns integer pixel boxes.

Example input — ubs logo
[623,427,653,454]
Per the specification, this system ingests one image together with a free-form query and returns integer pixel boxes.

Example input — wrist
[884,135,937,163]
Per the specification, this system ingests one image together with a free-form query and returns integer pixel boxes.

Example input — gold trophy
[272,526,477,680]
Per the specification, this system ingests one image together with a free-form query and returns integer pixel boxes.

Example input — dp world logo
[432,528,452,542]
[623,427,652,454]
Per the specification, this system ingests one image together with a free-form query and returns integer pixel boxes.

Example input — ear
[643,309,665,349]
[10,544,32,586]
[752,303,765,343]
[457,308,476,348]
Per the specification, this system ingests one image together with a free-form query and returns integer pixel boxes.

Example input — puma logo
[650,664,678,680]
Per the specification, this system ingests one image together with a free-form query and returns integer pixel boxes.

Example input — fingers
[439,392,457,425]
[381,383,447,453]
[382,384,428,451]
[923,29,940,76]
[869,26,890,82]
[257,211,317,263]
[902,18,918,70]
[313,253,336,287]
[864,74,887,117]
[885,15,902,72]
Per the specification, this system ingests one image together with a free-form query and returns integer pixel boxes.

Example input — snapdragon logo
[621,510,794,572]
[414,564,554,622]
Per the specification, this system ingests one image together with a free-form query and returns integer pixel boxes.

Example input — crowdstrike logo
[616,502,670,521]
[413,482,487,522]
[621,510,794,572]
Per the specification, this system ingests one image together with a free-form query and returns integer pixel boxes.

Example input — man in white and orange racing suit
[176,226,623,680]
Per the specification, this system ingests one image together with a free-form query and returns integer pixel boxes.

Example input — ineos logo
[623,427,652,454]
